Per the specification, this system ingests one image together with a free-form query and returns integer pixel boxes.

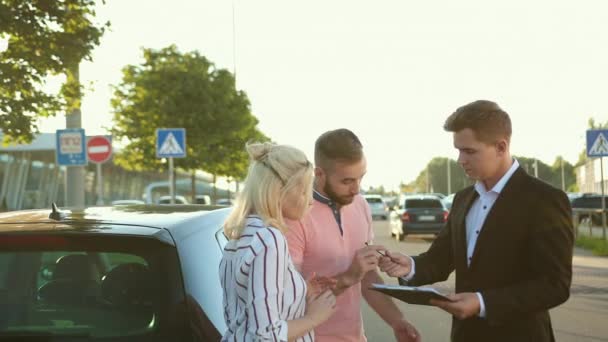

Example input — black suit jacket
[401,167,574,342]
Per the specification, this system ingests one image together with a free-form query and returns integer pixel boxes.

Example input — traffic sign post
[587,129,608,240]
[56,129,87,166]
[156,128,186,204]
[87,136,112,205]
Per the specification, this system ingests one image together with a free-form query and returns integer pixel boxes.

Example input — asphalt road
[360,220,608,341]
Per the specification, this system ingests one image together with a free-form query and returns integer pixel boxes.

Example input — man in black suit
[380,100,574,342]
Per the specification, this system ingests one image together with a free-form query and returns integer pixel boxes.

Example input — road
[361,220,608,341]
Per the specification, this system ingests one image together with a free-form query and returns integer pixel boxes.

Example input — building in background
[0,132,234,211]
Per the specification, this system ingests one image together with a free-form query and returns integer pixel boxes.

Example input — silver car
[364,195,389,220]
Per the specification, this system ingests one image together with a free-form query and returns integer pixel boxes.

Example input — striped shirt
[219,215,313,342]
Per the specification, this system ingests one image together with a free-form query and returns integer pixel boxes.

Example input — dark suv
[390,195,449,240]
[570,194,608,225]
[0,205,231,341]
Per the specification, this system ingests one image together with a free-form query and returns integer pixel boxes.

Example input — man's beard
[323,182,355,206]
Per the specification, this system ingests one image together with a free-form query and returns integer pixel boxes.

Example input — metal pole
[169,158,175,204]
[447,158,451,194]
[232,0,237,86]
[96,163,103,205]
[600,158,606,236]
[65,64,85,209]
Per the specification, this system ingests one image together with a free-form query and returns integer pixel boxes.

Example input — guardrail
[572,208,607,240]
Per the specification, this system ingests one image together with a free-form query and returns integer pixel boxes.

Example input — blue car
[390,195,449,240]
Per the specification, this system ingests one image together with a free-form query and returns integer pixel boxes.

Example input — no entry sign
[87,136,112,164]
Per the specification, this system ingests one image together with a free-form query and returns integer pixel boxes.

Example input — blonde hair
[224,142,313,239]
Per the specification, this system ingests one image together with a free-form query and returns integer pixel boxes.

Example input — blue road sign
[587,130,608,157]
[156,128,186,158]
[56,129,87,166]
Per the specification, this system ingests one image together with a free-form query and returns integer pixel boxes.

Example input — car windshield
[405,199,443,209]
[0,233,182,339]
[365,197,383,204]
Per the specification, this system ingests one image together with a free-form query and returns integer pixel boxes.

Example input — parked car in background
[570,193,608,225]
[567,192,583,202]
[0,204,231,340]
[157,195,189,205]
[390,195,449,240]
[110,199,146,206]
[215,198,233,206]
[382,196,399,211]
[363,194,389,220]
[194,195,211,205]
[442,193,455,210]
[422,192,446,200]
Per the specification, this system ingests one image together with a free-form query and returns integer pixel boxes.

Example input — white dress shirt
[402,159,520,318]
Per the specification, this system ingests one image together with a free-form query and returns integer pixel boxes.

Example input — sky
[38,0,608,191]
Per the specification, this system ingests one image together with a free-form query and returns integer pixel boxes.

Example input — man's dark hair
[314,128,363,169]
[443,100,512,144]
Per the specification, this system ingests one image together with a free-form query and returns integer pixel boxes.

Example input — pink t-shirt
[285,192,373,342]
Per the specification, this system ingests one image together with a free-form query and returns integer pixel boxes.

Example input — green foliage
[366,185,389,196]
[407,155,576,195]
[514,156,575,190]
[410,157,471,194]
[0,0,108,143]
[111,45,268,180]
[575,235,608,256]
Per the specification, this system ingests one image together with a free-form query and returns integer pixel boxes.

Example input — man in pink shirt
[286,129,420,342]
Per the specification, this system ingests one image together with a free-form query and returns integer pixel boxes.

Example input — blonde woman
[220,142,336,341]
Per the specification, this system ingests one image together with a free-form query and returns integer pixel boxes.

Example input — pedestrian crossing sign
[587,130,608,157]
[156,128,186,158]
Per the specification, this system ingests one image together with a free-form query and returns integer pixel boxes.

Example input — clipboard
[370,283,453,306]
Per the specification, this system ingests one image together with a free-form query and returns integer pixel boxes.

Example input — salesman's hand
[431,292,480,320]
[391,318,421,342]
[378,251,412,278]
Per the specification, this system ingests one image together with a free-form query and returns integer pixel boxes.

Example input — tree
[405,155,577,195]
[0,0,108,143]
[111,45,268,181]
[550,156,577,192]
[408,157,470,195]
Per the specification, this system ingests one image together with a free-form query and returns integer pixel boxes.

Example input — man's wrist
[336,271,357,290]
[387,315,407,329]
[399,256,416,281]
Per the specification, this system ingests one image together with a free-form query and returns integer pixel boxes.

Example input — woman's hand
[305,290,337,326]
[306,272,337,299]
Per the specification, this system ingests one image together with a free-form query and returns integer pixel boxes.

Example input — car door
[175,209,230,341]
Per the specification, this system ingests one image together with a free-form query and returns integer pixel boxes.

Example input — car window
[572,197,605,209]
[405,199,444,209]
[365,197,383,204]
[0,234,186,339]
